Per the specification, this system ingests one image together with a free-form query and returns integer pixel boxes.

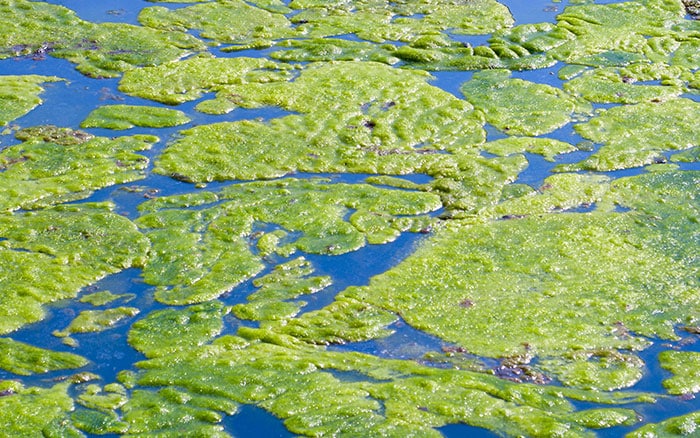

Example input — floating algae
[81,104,190,130]
[558,98,700,171]
[0,338,88,375]
[0,126,156,212]
[0,382,75,436]
[0,75,63,126]
[659,351,700,396]
[78,290,135,307]
[136,178,441,304]
[0,204,149,334]
[53,307,140,338]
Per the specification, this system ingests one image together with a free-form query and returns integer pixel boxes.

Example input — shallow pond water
[1,0,699,437]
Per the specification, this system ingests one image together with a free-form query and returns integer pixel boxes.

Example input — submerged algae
[81,104,190,130]
[0,75,62,126]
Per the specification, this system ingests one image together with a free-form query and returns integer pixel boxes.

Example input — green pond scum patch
[0,126,156,212]
[81,105,191,130]
[136,178,441,305]
[0,75,63,127]
[1,0,700,436]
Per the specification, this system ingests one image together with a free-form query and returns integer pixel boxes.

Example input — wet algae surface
[0,0,699,436]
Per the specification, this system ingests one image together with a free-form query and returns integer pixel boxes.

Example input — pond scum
[0,0,699,436]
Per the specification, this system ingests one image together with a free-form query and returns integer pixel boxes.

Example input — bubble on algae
[0,75,63,126]
[81,104,190,130]
[0,0,205,78]
[460,69,592,137]
[0,204,149,334]
[136,178,441,305]
[659,351,700,396]
[0,126,156,212]
[558,98,700,171]
[0,338,88,375]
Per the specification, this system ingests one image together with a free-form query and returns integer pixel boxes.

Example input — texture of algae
[1,0,700,437]
[136,178,441,305]
[0,127,156,212]
[0,204,149,334]
[0,338,88,375]
[0,0,204,78]
[561,98,700,171]
[81,105,190,130]
[0,75,62,126]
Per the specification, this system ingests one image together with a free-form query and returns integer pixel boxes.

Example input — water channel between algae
[0,0,699,436]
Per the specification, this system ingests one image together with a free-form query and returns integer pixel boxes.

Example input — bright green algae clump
[460,69,592,137]
[136,178,441,305]
[81,105,190,130]
[0,338,88,375]
[659,351,700,395]
[0,204,149,334]
[0,0,205,78]
[0,126,156,212]
[560,98,700,171]
[336,171,699,362]
[0,75,62,126]
[53,307,140,338]
[0,382,76,436]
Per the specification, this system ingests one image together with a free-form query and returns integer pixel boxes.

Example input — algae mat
[0,0,699,436]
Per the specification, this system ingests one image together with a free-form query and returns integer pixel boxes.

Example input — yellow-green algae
[333,170,699,361]
[53,307,140,338]
[0,382,75,436]
[0,126,156,212]
[628,411,700,437]
[0,338,88,375]
[128,301,229,358]
[124,332,643,437]
[137,0,512,50]
[460,69,592,137]
[0,0,205,78]
[0,204,149,334]
[81,104,190,130]
[78,290,135,307]
[0,75,62,126]
[231,257,332,322]
[559,98,700,171]
[659,351,700,395]
[483,137,577,162]
[136,178,441,304]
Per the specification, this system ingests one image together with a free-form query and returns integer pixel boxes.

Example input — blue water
[1,1,699,437]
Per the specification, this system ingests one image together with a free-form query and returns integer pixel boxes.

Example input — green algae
[53,307,140,338]
[0,0,205,78]
[232,257,331,322]
[540,351,645,391]
[79,290,135,306]
[659,351,700,395]
[0,75,62,126]
[77,384,128,412]
[460,69,591,137]
[129,332,644,437]
[563,63,690,104]
[0,204,149,334]
[0,127,156,212]
[336,170,699,361]
[483,137,577,162]
[559,98,700,171]
[628,411,700,437]
[0,338,88,375]
[0,382,75,436]
[128,301,229,358]
[81,104,190,130]
[137,178,441,304]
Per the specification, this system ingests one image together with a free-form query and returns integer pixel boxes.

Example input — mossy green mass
[0,0,699,436]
